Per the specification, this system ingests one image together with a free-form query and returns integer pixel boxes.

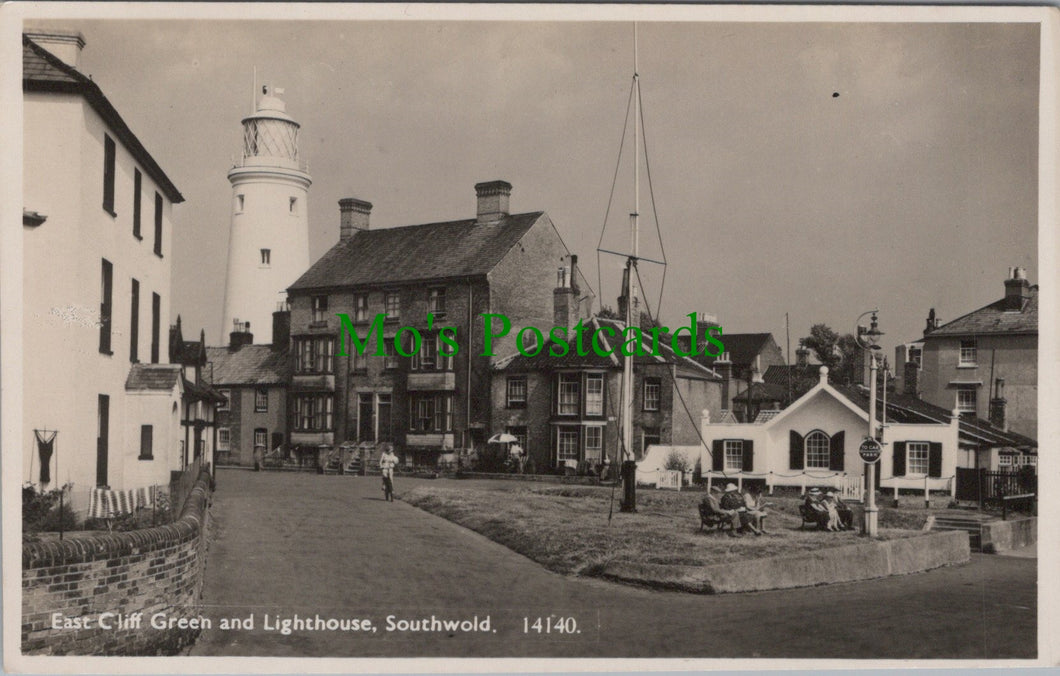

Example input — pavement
[189,469,1037,659]
[998,542,1037,558]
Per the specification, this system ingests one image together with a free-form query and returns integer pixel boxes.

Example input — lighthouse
[221,85,311,345]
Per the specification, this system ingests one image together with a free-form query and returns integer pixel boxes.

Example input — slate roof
[763,363,820,387]
[496,316,720,380]
[927,286,1038,337]
[125,364,181,392]
[733,382,788,402]
[836,385,1036,449]
[289,212,545,292]
[681,332,775,369]
[23,35,183,203]
[206,345,291,386]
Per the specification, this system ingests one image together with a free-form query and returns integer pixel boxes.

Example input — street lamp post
[856,310,884,537]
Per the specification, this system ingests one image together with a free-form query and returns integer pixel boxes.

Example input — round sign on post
[859,437,882,463]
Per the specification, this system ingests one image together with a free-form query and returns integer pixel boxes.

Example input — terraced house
[285,181,592,467]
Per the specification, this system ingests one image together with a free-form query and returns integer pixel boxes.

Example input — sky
[28,15,1040,358]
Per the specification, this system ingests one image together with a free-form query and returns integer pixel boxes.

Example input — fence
[955,467,1037,508]
[702,469,955,505]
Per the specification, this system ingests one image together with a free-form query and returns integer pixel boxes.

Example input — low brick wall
[598,531,969,594]
[21,472,212,656]
[981,517,1036,554]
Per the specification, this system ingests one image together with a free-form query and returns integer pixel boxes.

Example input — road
[190,469,1036,659]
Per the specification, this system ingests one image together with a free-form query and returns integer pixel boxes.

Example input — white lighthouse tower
[221,85,311,345]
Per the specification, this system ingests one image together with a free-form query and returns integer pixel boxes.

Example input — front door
[358,393,374,442]
[96,394,109,487]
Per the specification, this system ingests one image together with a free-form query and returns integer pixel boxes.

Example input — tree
[596,304,621,320]
[801,323,861,386]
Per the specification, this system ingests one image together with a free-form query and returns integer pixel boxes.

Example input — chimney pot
[474,180,512,223]
[339,198,372,241]
[1003,267,1031,310]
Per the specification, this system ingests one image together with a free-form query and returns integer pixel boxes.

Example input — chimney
[25,29,85,70]
[1003,266,1031,311]
[475,180,512,223]
[339,198,372,240]
[795,340,810,367]
[229,320,254,350]
[924,308,938,335]
[904,360,920,398]
[272,309,291,351]
[553,258,576,329]
[715,354,734,409]
[989,378,1007,431]
[695,312,720,356]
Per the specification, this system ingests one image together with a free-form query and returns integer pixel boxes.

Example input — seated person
[702,491,742,536]
[803,487,830,529]
[720,482,761,536]
[828,490,855,530]
[820,492,842,531]
[742,486,771,532]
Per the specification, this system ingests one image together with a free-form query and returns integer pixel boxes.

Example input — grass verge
[404,483,922,576]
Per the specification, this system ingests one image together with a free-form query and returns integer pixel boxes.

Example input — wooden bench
[799,502,825,529]
[699,499,768,534]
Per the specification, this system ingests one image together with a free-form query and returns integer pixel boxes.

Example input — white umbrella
[487,433,518,444]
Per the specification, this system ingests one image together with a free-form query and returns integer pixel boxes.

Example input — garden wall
[598,530,969,593]
[21,471,212,656]
[981,517,1036,554]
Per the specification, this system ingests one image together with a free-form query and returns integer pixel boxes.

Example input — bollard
[924,475,930,509]
[801,474,807,495]
[707,473,713,493]
[768,471,774,494]
[893,483,899,509]
[737,475,743,492]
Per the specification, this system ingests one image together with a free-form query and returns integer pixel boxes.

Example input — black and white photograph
[3,3,1056,670]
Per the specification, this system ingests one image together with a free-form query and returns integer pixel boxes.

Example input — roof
[926,286,1038,337]
[182,376,228,404]
[206,345,291,386]
[733,381,788,402]
[763,363,819,387]
[173,340,206,366]
[125,364,181,392]
[23,35,183,203]
[836,385,1036,449]
[288,212,545,291]
[496,316,720,380]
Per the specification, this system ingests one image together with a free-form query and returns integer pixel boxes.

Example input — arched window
[805,430,830,469]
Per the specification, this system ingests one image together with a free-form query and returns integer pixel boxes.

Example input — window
[558,374,580,415]
[805,431,830,469]
[351,345,368,372]
[295,336,335,374]
[255,388,268,412]
[139,425,153,460]
[558,428,579,464]
[1022,455,1037,467]
[643,378,661,411]
[151,293,161,364]
[998,454,1012,467]
[254,428,268,449]
[153,192,163,257]
[956,385,977,413]
[410,334,452,371]
[507,426,528,451]
[289,196,297,213]
[129,278,139,362]
[217,427,230,451]
[586,374,604,416]
[907,441,929,475]
[218,389,230,412]
[293,395,334,431]
[585,426,603,461]
[99,259,113,354]
[133,169,142,238]
[260,249,271,266]
[724,439,744,472]
[428,287,446,318]
[506,377,527,408]
[103,134,116,214]
[385,292,401,320]
[353,294,369,322]
[959,339,977,366]
[236,194,244,212]
[408,394,452,433]
[377,393,393,442]
[383,339,399,370]
[311,295,328,323]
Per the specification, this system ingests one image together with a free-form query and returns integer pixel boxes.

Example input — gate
[840,474,863,502]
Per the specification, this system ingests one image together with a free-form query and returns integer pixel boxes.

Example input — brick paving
[189,469,1036,658]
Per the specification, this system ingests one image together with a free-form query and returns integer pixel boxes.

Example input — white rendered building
[220,87,311,345]
[22,31,185,492]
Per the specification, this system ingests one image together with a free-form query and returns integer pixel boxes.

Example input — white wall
[23,93,176,491]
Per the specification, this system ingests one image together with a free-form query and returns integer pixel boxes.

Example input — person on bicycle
[379,444,398,502]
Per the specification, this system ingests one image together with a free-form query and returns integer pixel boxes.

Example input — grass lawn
[404,483,926,576]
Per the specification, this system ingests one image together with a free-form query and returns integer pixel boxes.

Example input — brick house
[491,316,723,472]
[284,181,592,467]
[205,310,292,468]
